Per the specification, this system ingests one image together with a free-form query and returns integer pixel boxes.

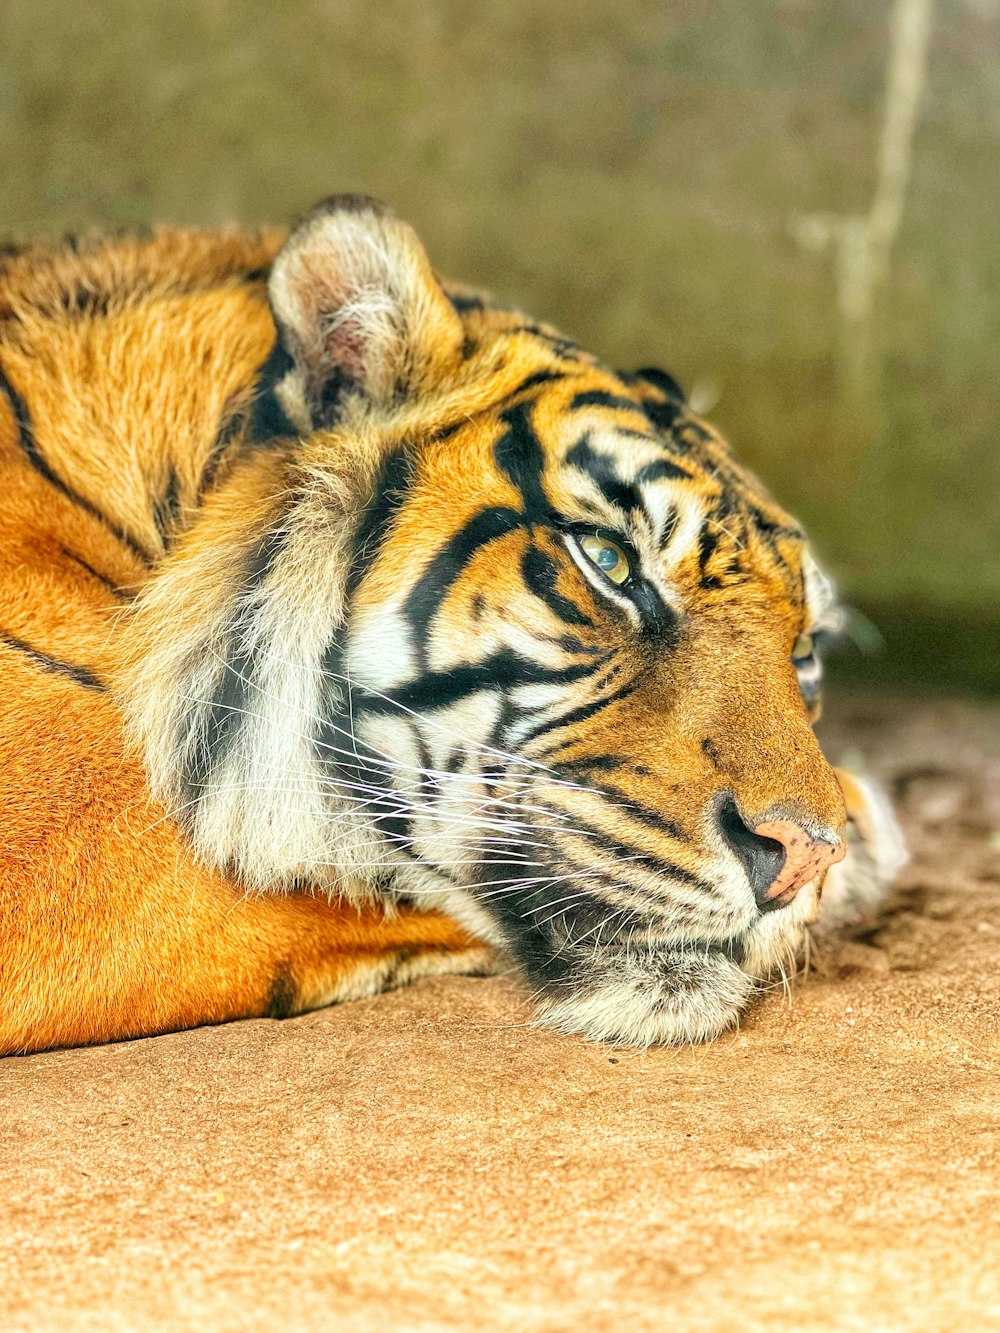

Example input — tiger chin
[0,194,905,1054]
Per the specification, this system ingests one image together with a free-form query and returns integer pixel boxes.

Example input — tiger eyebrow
[636,457,692,483]
[568,390,648,415]
[566,436,644,517]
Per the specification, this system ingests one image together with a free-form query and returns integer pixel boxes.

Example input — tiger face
[124,196,900,1045]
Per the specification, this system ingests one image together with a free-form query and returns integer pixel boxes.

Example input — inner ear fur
[268,194,467,431]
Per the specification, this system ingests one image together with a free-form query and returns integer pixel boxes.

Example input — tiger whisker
[300,656,602,793]
[209,644,609,803]
[174,691,611,840]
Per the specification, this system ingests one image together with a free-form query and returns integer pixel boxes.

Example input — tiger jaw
[529,821,904,1049]
[398,861,823,1048]
[534,882,815,1047]
[415,778,902,1048]
[319,647,853,1048]
[386,817,824,1048]
[319,719,901,1046]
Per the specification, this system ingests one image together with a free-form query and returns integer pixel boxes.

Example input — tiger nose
[716,796,847,911]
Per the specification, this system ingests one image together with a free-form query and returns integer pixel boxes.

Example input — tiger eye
[580,534,631,585]
[792,633,815,661]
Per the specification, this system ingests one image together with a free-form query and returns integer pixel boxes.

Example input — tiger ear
[267,194,466,431]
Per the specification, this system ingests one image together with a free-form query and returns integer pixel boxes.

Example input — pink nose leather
[752,820,847,901]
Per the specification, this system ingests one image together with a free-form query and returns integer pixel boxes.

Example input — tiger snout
[525,769,903,1047]
[712,792,847,910]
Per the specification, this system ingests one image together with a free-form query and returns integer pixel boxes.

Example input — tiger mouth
[461,875,818,1048]
[477,879,816,986]
[527,918,816,1048]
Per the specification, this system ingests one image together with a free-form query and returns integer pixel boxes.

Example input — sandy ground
[2,689,998,1333]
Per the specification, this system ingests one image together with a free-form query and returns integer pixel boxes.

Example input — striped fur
[0,198,904,1054]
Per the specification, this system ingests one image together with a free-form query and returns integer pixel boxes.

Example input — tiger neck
[113,409,403,894]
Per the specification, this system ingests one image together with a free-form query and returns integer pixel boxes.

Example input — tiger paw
[814,768,908,940]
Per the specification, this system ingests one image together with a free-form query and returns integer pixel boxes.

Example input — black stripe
[379,947,422,991]
[528,848,702,923]
[520,545,593,628]
[548,811,715,896]
[636,458,691,483]
[566,436,640,514]
[444,743,467,773]
[313,647,419,849]
[346,447,417,600]
[403,506,524,668]
[551,755,629,778]
[569,390,646,415]
[0,631,104,691]
[448,293,486,314]
[199,397,250,496]
[475,846,707,989]
[680,417,715,445]
[433,375,565,452]
[632,581,679,640]
[493,401,553,519]
[0,361,152,565]
[515,324,581,359]
[534,632,603,656]
[59,547,133,599]
[518,676,640,750]
[180,522,289,796]
[264,963,297,1020]
[638,396,687,436]
[152,468,182,547]
[747,503,801,543]
[249,341,300,442]
[316,642,377,776]
[474,853,576,987]
[432,420,464,441]
[631,367,686,403]
[504,370,565,399]
[356,651,602,717]
[589,783,689,843]
[698,522,723,590]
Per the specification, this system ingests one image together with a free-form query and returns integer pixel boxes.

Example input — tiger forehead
[468,369,805,575]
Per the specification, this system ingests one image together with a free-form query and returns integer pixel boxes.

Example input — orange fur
[0,229,491,1056]
[0,204,894,1055]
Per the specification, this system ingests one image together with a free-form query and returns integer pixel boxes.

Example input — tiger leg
[0,856,496,1056]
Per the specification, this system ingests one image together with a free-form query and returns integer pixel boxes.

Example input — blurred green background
[1,0,997,688]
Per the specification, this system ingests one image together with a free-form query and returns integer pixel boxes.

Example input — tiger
[0,195,905,1056]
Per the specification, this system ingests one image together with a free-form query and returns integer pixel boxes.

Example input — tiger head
[124,196,902,1045]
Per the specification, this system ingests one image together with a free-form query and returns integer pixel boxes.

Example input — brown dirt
[2,690,998,1333]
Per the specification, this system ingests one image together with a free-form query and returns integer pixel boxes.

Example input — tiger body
[0,199,903,1055]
